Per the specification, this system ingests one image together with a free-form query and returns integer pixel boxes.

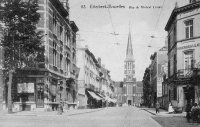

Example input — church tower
[123,27,136,106]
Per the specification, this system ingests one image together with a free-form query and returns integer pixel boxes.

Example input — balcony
[166,69,196,85]
[177,69,193,78]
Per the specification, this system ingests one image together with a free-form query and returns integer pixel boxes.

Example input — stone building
[3,0,79,111]
[0,22,3,110]
[99,64,116,107]
[149,46,168,106]
[123,29,136,106]
[164,0,200,110]
[135,81,143,107]
[113,82,123,106]
[76,46,102,109]
[76,45,116,108]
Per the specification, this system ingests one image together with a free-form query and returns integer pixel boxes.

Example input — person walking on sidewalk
[168,102,174,114]
[156,101,160,114]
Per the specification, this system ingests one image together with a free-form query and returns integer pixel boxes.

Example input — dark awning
[87,91,102,101]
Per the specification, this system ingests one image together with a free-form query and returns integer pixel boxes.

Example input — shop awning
[97,93,104,98]
[104,96,117,103]
[88,91,102,101]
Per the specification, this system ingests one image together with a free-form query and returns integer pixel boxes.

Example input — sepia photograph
[0,0,200,127]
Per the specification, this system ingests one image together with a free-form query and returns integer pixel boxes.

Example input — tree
[0,0,44,113]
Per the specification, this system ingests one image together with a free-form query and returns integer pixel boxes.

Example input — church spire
[126,24,134,61]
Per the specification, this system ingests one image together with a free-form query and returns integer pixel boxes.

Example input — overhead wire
[148,0,166,47]
[106,1,119,45]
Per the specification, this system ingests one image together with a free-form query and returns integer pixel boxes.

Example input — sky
[68,0,188,82]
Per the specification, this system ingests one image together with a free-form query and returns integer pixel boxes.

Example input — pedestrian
[168,102,174,114]
[186,101,192,122]
[191,103,198,122]
[156,101,160,114]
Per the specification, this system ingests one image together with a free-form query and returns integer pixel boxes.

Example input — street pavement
[0,107,161,127]
[0,107,200,127]
[141,107,200,127]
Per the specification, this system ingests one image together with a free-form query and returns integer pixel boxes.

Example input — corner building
[3,0,79,111]
[123,30,136,106]
[164,0,200,110]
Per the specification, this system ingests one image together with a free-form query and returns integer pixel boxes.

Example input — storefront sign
[177,43,200,50]
[18,83,34,93]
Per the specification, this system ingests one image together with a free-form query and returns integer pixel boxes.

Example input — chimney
[98,57,101,66]
[60,0,69,11]
[189,0,196,3]
[85,45,88,49]
[175,2,178,8]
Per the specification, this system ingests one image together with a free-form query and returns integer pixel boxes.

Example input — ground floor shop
[163,69,200,111]
[77,93,87,109]
[3,69,78,111]
[84,89,116,108]
[85,89,102,109]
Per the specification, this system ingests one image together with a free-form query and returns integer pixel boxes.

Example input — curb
[67,108,104,116]
[3,108,104,117]
[142,109,186,117]
[142,109,156,115]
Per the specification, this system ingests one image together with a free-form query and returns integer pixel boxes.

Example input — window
[173,54,177,74]
[60,26,63,42]
[184,50,193,70]
[60,54,63,69]
[53,12,57,35]
[66,30,70,47]
[174,87,177,100]
[53,42,57,66]
[185,20,193,39]
[174,25,176,42]
[66,59,70,74]
[168,61,170,75]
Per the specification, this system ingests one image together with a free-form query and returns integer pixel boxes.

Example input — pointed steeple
[125,24,134,61]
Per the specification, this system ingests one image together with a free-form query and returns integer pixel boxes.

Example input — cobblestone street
[0,107,161,127]
[153,116,200,127]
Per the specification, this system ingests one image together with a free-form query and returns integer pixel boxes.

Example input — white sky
[69,0,188,81]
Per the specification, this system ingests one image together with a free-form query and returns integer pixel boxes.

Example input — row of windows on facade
[85,54,98,71]
[50,9,76,69]
[168,19,193,50]
[84,66,99,81]
[51,46,71,73]
[52,11,75,48]
[168,19,195,76]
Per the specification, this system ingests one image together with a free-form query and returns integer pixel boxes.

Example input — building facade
[76,45,116,108]
[3,0,79,111]
[149,46,168,107]
[123,30,136,106]
[164,0,200,110]
[114,82,123,106]
[76,47,102,109]
[135,81,143,107]
[0,22,3,110]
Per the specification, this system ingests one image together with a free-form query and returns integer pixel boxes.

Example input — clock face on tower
[128,71,131,75]
[127,75,132,81]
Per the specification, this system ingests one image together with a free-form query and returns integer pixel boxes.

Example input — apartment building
[164,0,200,110]
[3,0,79,111]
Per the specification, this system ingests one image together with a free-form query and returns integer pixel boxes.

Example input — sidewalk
[0,108,104,116]
[141,108,186,117]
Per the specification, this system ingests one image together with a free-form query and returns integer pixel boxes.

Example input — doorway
[128,100,132,105]
[36,83,44,108]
